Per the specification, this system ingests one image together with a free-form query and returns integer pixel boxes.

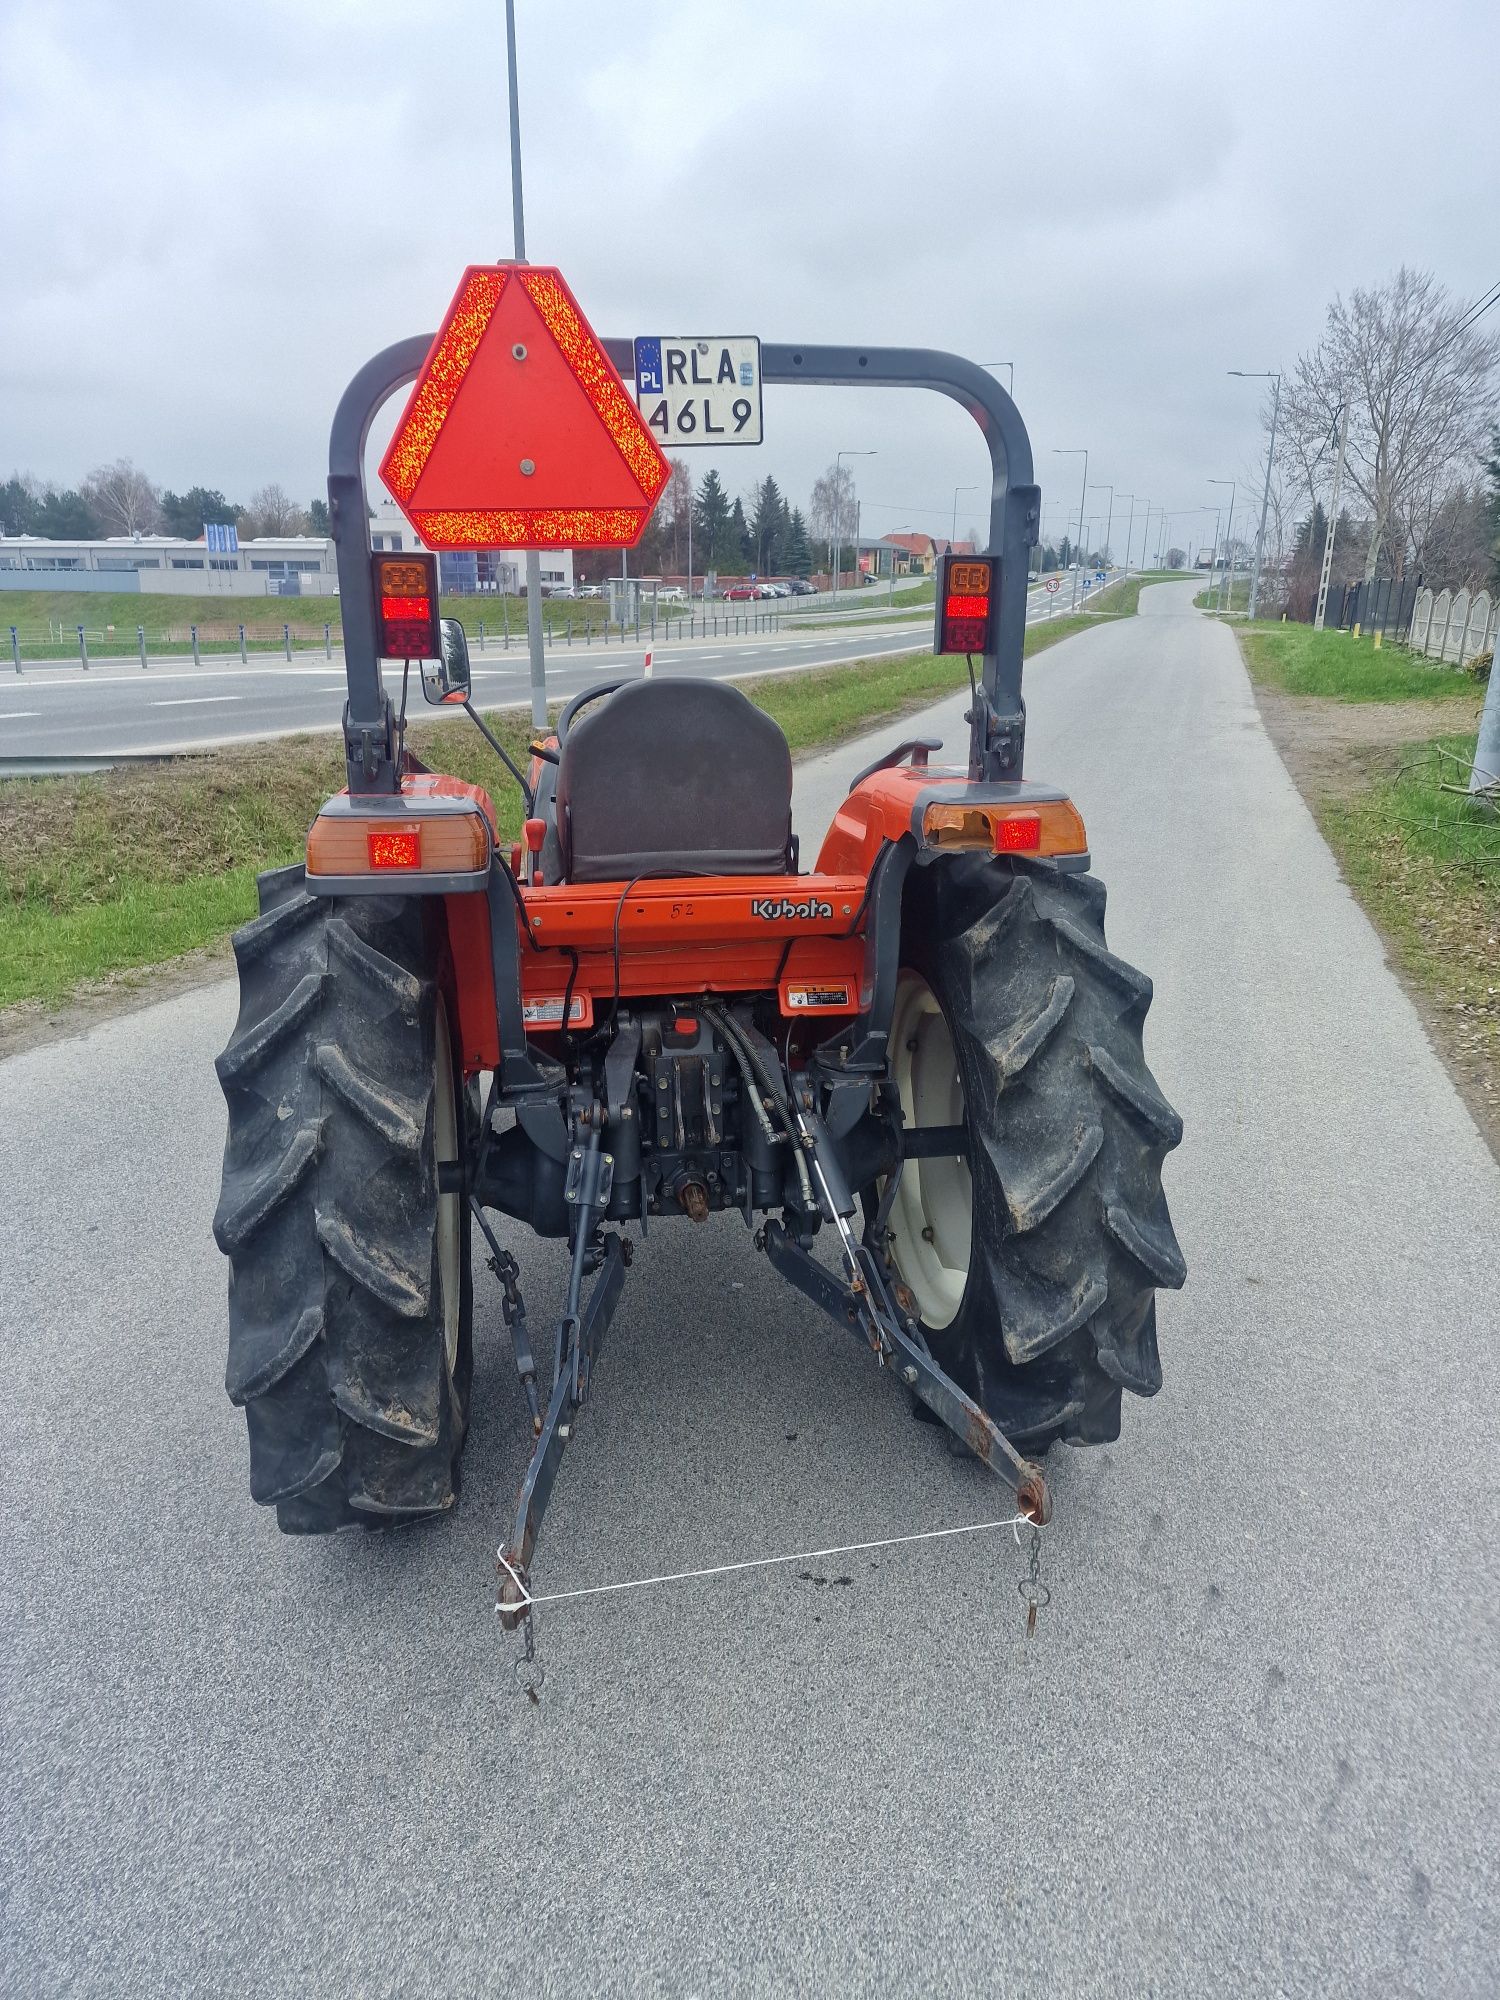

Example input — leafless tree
[1417,484,1491,587]
[809,463,855,561]
[1280,267,1498,585]
[81,458,162,535]
[660,457,692,572]
[241,483,310,537]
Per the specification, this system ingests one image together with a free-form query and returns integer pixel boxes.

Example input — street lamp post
[1094,485,1114,570]
[1052,449,1088,608]
[1230,369,1283,620]
[951,483,978,550]
[1209,479,1237,611]
[831,448,875,599]
[1116,495,1135,573]
[503,0,549,730]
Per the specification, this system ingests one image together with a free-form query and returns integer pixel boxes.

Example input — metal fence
[1327,577,1421,641]
[1325,577,1498,666]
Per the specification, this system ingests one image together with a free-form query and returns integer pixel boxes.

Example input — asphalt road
[0,576,1079,760]
[10,581,1492,1995]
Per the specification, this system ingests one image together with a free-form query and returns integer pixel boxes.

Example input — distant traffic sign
[634,337,762,446]
[1045,578,1060,595]
[380,264,669,550]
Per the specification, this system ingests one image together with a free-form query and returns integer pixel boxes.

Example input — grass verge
[1238,622,1482,702]
[1235,629,1497,1152]
[1081,569,1181,618]
[0,615,1096,1017]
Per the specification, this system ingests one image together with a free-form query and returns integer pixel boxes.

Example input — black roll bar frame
[327,329,1040,799]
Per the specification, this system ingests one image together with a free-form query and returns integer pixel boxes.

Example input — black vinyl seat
[555,677,793,884]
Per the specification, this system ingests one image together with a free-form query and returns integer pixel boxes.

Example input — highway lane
[0,575,1082,759]
[17,583,1484,1996]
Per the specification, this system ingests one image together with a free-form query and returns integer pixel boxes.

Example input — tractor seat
[555,677,793,884]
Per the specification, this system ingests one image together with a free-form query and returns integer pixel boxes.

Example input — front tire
[213,865,473,1532]
[877,855,1185,1455]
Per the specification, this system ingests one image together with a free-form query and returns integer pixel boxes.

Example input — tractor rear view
[212,265,1184,1625]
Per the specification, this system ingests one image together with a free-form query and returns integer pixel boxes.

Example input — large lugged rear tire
[880,854,1185,1455]
[213,865,472,1532]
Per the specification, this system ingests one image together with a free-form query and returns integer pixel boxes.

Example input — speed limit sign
[1045,578,1061,595]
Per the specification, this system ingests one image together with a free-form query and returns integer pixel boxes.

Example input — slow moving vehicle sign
[633,336,763,445]
[379,264,669,550]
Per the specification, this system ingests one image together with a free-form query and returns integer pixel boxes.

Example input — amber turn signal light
[307,809,490,878]
[922,797,1087,858]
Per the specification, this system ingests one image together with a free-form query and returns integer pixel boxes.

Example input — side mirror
[421,618,472,705]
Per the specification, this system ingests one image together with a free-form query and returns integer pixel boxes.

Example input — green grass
[1080,569,1180,617]
[1238,622,1480,703]
[1194,579,1253,613]
[1317,732,1498,1110]
[0,615,1097,1012]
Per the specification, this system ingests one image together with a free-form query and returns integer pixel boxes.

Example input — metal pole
[238,622,247,664]
[191,624,200,668]
[1209,481,1236,611]
[78,624,89,671]
[504,0,548,730]
[283,622,292,661]
[1248,372,1288,620]
[1313,406,1349,633]
[11,625,21,673]
[324,621,332,658]
[1471,641,1500,795]
[1052,450,1087,609]
[504,0,527,262]
[138,625,147,669]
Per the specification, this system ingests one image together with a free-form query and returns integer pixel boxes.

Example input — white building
[0,530,337,597]
[0,508,577,600]
[369,502,575,597]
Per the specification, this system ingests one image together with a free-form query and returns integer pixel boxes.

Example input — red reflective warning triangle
[379,265,670,550]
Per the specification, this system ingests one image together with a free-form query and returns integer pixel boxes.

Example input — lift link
[762,1073,1051,1526]
[496,1123,628,1631]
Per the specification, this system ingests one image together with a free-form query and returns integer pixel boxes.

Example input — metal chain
[514,1611,544,1702]
[1018,1521,1050,1638]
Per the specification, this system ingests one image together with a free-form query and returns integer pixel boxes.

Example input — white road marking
[150,695,242,707]
[0,711,42,720]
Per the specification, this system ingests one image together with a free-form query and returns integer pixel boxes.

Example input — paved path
[5,582,1494,1995]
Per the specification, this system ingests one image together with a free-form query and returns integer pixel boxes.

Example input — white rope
[496,1513,1032,1613]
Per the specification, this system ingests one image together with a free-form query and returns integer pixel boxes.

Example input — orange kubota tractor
[212,267,1184,1624]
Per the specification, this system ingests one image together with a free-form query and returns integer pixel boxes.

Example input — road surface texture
[0,576,1074,760]
[6,582,1494,1995]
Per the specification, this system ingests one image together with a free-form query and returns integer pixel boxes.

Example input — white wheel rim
[433,997,461,1373]
[884,970,971,1330]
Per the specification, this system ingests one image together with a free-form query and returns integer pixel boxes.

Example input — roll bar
[328,337,1040,796]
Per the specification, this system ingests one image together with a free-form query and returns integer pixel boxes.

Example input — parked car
[576,584,604,598]
[724,584,758,601]
[786,579,817,595]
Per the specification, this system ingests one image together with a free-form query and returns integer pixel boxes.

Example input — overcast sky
[3,0,1497,555]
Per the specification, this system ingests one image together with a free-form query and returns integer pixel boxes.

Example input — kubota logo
[750,897,834,921]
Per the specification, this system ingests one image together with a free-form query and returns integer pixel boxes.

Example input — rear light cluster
[307,807,490,880]
[934,554,996,655]
[373,552,441,660]
[922,797,1086,858]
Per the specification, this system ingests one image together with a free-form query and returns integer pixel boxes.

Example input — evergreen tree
[160,486,239,538]
[749,476,786,574]
[308,498,330,535]
[35,489,101,538]
[729,496,752,569]
[694,469,733,573]
[785,508,812,578]
[0,475,38,535]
